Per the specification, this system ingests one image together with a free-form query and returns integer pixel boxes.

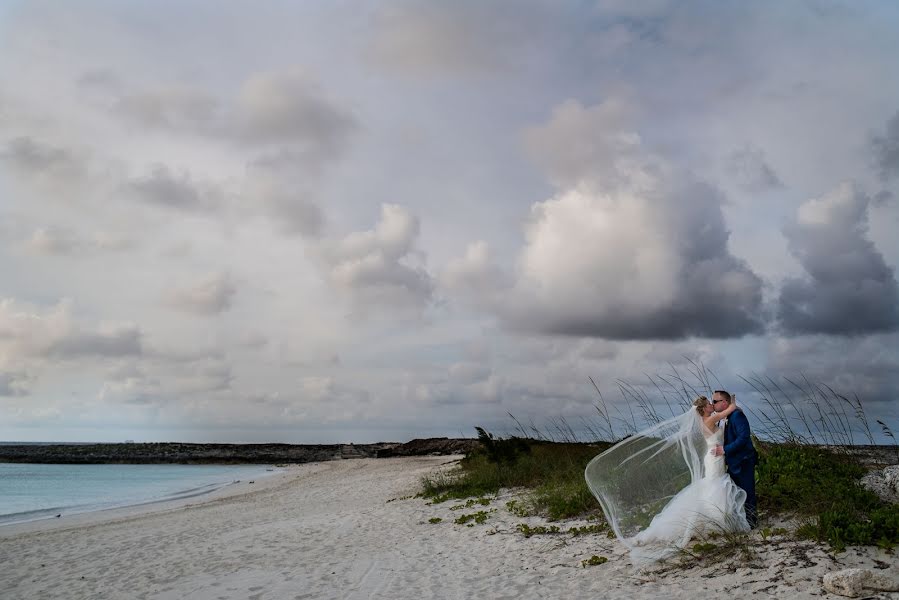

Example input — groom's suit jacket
[723,408,758,475]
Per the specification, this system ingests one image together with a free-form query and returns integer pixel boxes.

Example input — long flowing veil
[584,408,707,563]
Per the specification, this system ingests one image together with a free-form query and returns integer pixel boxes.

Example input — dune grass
[421,367,899,551]
[421,437,609,520]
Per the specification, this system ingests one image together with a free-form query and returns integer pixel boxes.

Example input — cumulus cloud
[99,356,233,406]
[113,70,356,158]
[523,97,639,189]
[0,371,30,397]
[778,182,899,335]
[501,97,765,340]
[24,227,134,256]
[0,137,86,182]
[115,85,218,131]
[440,241,511,310]
[316,204,433,314]
[165,273,237,316]
[0,299,142,366]
[725,145,783,192]
[368,1,550,75]
[48,327,142,358]
[233,70,356,152]
[242,166,324,237]
[125,165,210,211]
[870,110,899,181]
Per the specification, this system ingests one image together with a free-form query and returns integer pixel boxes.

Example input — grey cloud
[244,169,324,237]
[111,71,356,160]
[523,97,639,189]
[0,137,85,178]
[778,182,899,335]
[125,165,206,211]
[440,241,512,311]
[165,273,236,316]
[317,204,433,314]
[368,1,550,75]
[0,371,30,397]
[24,227,134,256]
[726,145,783,192]
[766,333,899,416]
[115,85,218,130]
[870,110,899,180]
[240,334,269,349]
[234,70,356,154]
[48,326,142,358]
[77,69,124,92]
[0,298,143,363]
[448,362,492,385]
[504,97,766,340]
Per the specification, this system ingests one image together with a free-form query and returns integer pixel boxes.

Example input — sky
[1,0,898,443]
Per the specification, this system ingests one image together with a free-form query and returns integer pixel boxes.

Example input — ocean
[0,463,278,526]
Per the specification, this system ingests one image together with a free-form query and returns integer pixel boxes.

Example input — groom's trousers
[729,466,757,528]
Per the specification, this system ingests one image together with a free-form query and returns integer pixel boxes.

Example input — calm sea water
[0,463,278,525]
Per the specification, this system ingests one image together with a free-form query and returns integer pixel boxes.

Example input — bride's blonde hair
[693,395,710,415]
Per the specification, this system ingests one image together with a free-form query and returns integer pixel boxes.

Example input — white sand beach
[1,456,897,600]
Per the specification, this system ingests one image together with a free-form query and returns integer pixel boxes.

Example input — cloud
[523,97,640,189]
[870,110,899,181]
[778,181,899,335]
[766,333,899,415]
[24,227,134,256]
[233,70,356,152]
[0,371,30,397]
[499,97,765,340]
[165,273,237,316]
[725,145,783,192]
[316,204,433,314]
[0,137,86,181]
[367,1,550,75]
[440,241,511,311]
[48,326,142,358]
[115,85,218,131]
[125,165,209,211]
[113,70,356,158]
[0,298,143,365]
[99,357,233,406]
[242,166,324,237]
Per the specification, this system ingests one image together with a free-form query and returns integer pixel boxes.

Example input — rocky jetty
[0,439,476,464]
[375,437,480,457]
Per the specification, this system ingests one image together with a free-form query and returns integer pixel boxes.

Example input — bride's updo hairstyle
[693,396,710,415]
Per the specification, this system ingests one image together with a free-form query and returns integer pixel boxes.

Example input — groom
[711,390,758,528]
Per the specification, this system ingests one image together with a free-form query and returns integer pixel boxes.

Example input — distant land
[0,439,479,464]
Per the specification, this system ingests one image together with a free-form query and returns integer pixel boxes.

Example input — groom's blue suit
[723,408,758,528]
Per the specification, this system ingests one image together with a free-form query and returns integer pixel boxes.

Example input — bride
[585,396,750,564]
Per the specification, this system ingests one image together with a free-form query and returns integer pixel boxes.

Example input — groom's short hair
[713,390,731,402]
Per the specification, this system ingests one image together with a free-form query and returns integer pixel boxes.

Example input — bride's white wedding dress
[630,423,750,558]
[586,409,752,564]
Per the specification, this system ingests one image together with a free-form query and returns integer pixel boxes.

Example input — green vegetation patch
[757,443,899,551]
[581,555,608,568]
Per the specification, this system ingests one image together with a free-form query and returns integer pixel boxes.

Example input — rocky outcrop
[375,437,479,458]
[0,442,398,464]
[861,464,899,503]
[822,568,899,597]
[0,439,478,464]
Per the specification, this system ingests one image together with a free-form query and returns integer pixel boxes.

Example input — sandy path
[1,456,897,599]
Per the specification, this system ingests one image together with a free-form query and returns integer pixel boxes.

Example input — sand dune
[1,456,896,599]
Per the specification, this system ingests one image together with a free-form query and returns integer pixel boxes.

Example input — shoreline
[3,456,898,599]
[0,466,284,530]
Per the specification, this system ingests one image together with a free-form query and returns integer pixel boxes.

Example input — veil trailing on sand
[584,408,708,564]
